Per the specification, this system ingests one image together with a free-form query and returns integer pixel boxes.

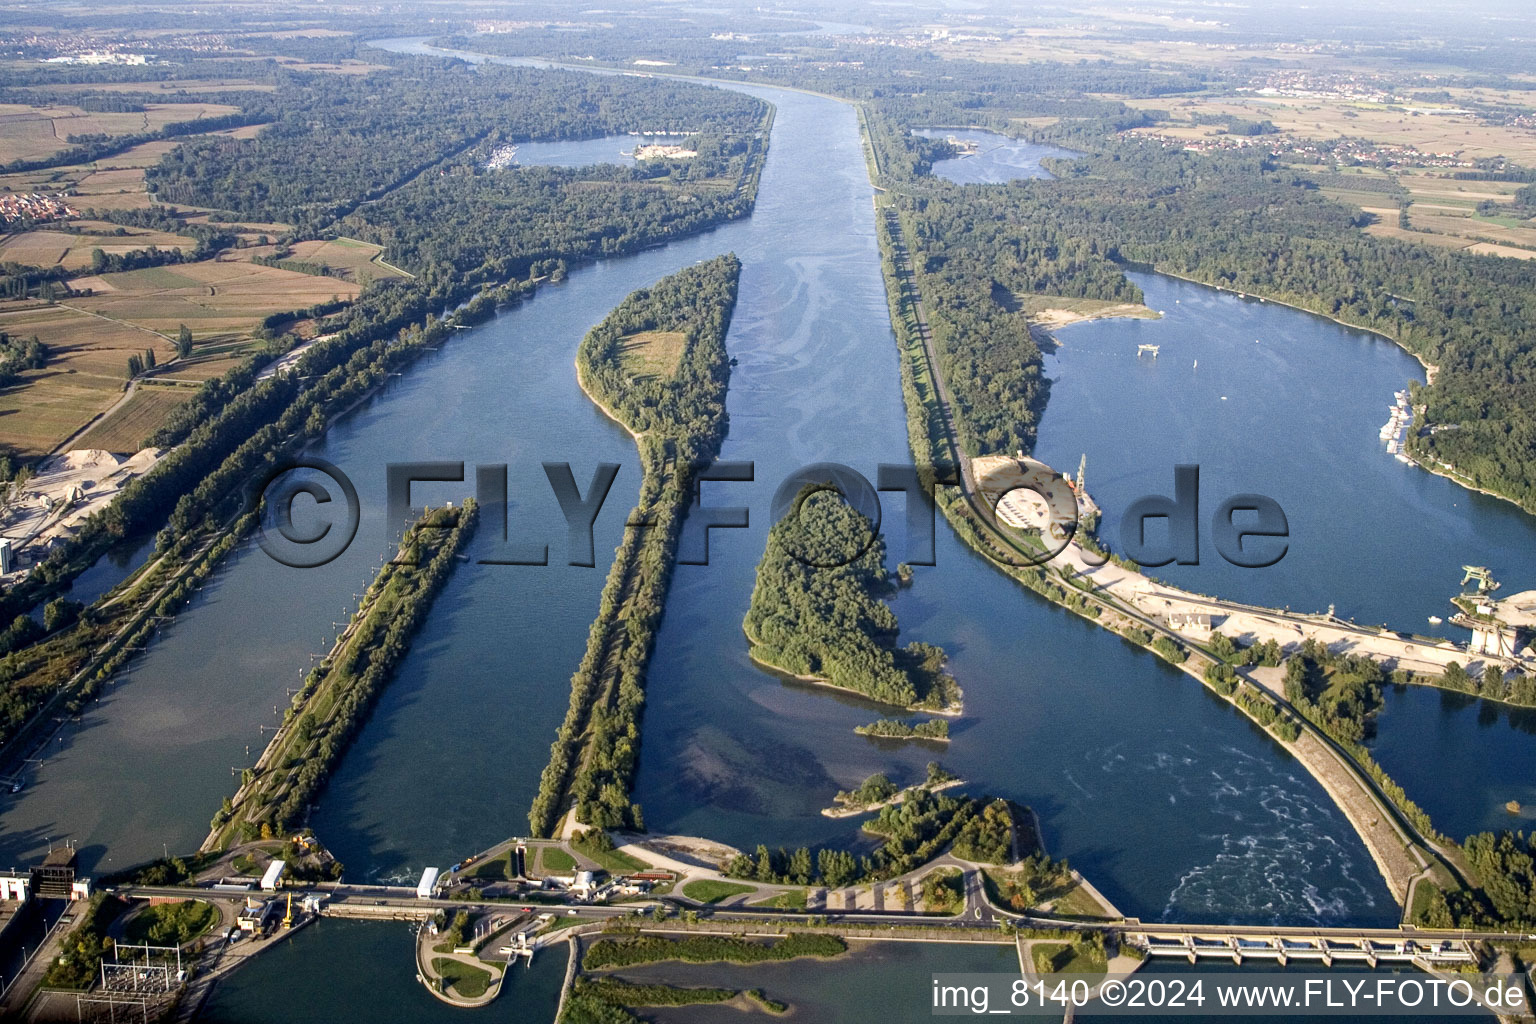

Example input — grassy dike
[205,501,478,847]
[861,118,1457,911]
[527,255,739,837]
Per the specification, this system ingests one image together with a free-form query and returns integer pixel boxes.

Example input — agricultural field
[0,300,165,377]
[1358,214,1477,249]
[0,300,165,455]
[71,259,359,338]
[1464,242,1536,260]
[0,368,123,457]
[0,221,195,269]
[1309,166,1536,254]
[233,236,409,282]
[1126,93,1536,165]
[72,384,193,454]
[0,251,361,454]
[1405,208,1536,250]
[0,101,241,164]
[936,27,1312,71]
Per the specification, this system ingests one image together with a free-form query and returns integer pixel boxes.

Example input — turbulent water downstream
[12,40,1533,967]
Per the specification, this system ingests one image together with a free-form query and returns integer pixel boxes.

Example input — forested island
[825,762,960,817]
[855,717,950,741]
[743,488,962,712]
[528,254,741,836]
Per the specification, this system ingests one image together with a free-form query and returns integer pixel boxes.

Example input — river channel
[13,40,1522,941]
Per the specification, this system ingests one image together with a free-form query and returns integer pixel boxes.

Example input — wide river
[3,38,1531,1020]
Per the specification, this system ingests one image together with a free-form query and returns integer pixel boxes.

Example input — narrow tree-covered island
[528,253,741,836]
[743,488,962,712]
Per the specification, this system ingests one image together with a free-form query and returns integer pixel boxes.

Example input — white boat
[1428,616,1443,625]
[1396,453,1414,464]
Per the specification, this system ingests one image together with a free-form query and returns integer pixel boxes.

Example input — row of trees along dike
[208,502,477,846]
[743,487,962,712]
[0,62,771,758]
[526,254,740,837]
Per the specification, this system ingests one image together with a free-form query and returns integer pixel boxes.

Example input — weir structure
[1134,927,1478,967]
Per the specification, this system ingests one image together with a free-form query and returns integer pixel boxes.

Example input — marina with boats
[1381,389,1413,463]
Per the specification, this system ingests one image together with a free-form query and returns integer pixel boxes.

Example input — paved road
[110,884,1532,944]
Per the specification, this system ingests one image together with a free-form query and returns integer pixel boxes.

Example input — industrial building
[259,859,287,892]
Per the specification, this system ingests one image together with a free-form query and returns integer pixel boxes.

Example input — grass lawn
[1050,884,1115,919]
[1408,880,1443,925]
[1474,212,1531,229]
[540,848,576,874]
[682,880,756,904]
[465,853,510,881]
[616,329,688,379]
[1031,941,1108,975]
[432,958,492,999]
[122,900,218,946]
[574,842,651,875]
[750,889,808,910]
[538,914,589,936]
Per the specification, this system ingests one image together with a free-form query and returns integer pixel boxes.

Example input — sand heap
[1,447,165,577]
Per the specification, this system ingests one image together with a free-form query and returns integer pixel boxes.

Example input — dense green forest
[1437,830,1536,929]
[529,255,740,836]
[147,55,768,237]
[744,488,960,711]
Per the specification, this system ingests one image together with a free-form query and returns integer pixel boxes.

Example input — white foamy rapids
[1160,746,1378,924]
